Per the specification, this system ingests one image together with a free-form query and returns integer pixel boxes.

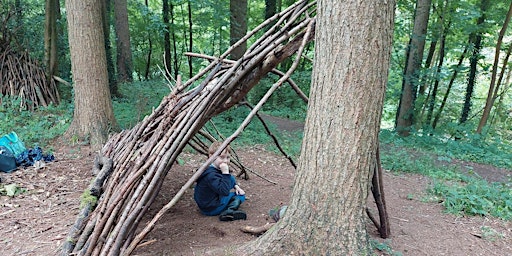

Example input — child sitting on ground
[193,141,247,221]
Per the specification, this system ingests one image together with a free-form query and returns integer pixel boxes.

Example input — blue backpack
[0,132,26,157]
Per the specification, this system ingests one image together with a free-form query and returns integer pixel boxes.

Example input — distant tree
[395,0,432,136]
[240,0,395,254]
[476,1,512,133]
[460,0,489,125]
[229,0,247,60]
[65,0,119,148]
[44,0,59,84]
[163,0,172,79]
[101,0,118,97]
[114,0,133,83]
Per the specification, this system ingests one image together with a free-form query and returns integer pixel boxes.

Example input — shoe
[219,210,247,221]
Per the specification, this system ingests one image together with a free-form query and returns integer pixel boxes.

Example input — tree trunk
[426,21,448,126]
[187,0,193,78]
[65,0,119,148]
[163,0,172,79]
[432,46,467,129]
[101,0,119,97]
[240,0,395,254]
[476,1,512,133]
[44,0,58,84]
[460,0,489,125]
[114,0,133,83]
[229,0,248,60]
[395,0,431,136]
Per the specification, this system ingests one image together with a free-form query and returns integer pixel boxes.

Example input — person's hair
[208,141,230,156]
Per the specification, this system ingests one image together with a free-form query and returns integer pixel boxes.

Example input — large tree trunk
[114,0,133,83]
[395,0,431,136]
[65,0,118,148]
[240,0,395,254]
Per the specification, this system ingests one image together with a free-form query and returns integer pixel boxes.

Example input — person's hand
[235,185,245,195]
[219,163,229,174]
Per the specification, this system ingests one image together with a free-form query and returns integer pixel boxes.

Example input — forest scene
[0,0,511,255]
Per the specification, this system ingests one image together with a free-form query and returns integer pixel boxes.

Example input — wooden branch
[241,101,297,169]
[240,223,276,235]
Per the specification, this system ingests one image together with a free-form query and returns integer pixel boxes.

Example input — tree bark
[240,0,395,254]
[44,0,58,84]
[114,0,133,83]
[395,0,431,136]
[229,0,248,60]
[65,0,119,148]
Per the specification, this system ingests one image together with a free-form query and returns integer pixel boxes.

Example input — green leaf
[5,183,18,197]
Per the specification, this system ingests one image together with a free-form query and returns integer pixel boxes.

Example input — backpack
[0,131,26,157]
[0,146,17,173]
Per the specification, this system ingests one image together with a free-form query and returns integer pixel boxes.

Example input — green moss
[80,191,98,209]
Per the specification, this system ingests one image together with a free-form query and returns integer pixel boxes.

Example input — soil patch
[0,137,511,255]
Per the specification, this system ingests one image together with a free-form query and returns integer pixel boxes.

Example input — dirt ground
[1,119,511,255]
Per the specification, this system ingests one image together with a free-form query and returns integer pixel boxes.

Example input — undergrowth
[380,129,512,220]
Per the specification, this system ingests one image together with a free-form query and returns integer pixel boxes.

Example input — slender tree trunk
[229,0,248,60]
[460,0,489,125]
[188,0,193,78]
[432,46,467,129]
[101,0,119,97]
[163,0,172,79]
[395,0,432,136]
[171,3,179,78]
[476,1,512,133]
[144,0,152,80]
[44,0,58,84]
[65,0,119,149]
[114,0,133,83]
[240,0,395,254]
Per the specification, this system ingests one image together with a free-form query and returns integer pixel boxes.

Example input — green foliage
[381,129,512,220]
[370,239,402,256]
[430,179,512,220]
[0,183,25,197]
[380,129,512,169]
[0,95,72,148]
[113,80,171,129]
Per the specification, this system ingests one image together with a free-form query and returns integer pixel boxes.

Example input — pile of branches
[0,44,60,110]
[62,1,316,255]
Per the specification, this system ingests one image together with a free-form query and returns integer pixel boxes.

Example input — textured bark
[240,0,395,254]
[44,0,58,83]
[114,0,133,83]
[395,0,431,136]
[65,0,119,148]
[229,0,248,60]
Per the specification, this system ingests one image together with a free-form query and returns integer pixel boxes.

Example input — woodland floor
[0,115,511,256]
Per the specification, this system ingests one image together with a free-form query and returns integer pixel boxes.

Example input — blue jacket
[194,165,235,213]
